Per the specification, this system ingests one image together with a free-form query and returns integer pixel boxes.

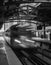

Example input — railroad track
[12,47,50,65]
[5,39,51,65]
[22,49,49,65]
[12,49,36,65]
[37,47,51,59]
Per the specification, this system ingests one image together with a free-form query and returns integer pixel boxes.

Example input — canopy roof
[0,1,51,26]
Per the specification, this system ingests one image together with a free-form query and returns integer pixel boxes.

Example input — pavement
[0,36,22,65]
[0,36,8,65]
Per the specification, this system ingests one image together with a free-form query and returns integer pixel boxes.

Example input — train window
[37,25,42,30]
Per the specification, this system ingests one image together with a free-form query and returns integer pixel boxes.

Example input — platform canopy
[0,1,51,26]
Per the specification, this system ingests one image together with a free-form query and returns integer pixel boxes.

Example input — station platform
[0,36,22,65]
[0,36,8,65]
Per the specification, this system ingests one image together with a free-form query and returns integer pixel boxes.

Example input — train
[4,24,40,49]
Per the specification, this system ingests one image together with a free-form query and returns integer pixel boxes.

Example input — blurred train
[5,24,40,49]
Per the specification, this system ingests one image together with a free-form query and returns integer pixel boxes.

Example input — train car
[5,24,40,49]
